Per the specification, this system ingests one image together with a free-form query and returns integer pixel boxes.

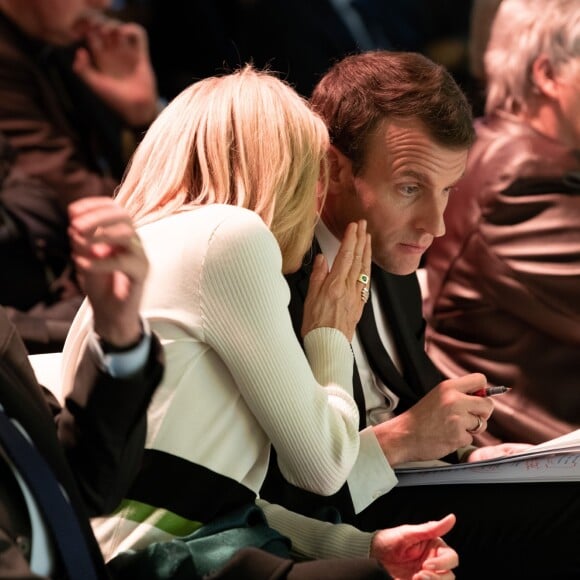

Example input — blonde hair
[115,65,329,271]
[484,0,580,115]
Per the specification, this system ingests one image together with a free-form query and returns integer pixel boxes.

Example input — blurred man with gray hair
[425,0,580,443]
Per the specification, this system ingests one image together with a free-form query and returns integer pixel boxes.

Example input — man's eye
[399,184,420,196]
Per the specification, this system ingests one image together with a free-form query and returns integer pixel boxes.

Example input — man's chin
[373,257,420,277]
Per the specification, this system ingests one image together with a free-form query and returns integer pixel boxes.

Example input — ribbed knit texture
[258,499,373,560]
[64,205,368,560]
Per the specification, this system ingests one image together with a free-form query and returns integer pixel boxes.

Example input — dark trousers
[350,482,580,580]
[262,457,580,580]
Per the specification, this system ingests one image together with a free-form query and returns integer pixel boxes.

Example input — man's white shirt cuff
[347,426,398,513]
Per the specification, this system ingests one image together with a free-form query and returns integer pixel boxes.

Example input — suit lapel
[355,266,418,409]
[373,267,444,407]
[286,241,443,423]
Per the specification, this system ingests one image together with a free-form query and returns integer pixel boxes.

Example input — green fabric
[115,498,204,537]
[107,503,292,579]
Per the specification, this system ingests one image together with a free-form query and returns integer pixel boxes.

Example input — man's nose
[417,196,446,238]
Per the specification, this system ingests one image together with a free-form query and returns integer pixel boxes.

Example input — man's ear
[532,54,559,99]
[327,145,354,193]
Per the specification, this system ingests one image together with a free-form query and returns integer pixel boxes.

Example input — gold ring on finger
[467,415,484,434]
[361,286,370,303]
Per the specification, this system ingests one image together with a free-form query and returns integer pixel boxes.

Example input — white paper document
[395,429,580,486]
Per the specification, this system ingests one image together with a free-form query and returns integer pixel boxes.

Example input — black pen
[472,386,511,397]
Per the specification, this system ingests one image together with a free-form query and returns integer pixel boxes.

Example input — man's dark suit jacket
[0,306,164,578]
[261,245,445,521]
[260,242,580,579]
[286,246,445,416]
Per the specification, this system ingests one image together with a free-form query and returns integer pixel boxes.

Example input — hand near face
[302,220,372,342]
[370,514,458,580]
[68,196,148,348]
[72,14,159,127]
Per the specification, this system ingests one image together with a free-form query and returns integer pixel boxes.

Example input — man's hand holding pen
[464,384,533,462]
[371,372,535,467]
[373,373,496,466]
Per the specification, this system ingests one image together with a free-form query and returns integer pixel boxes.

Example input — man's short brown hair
[310,50,475,173]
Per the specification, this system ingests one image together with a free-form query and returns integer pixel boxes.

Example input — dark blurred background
[112,0,486,115]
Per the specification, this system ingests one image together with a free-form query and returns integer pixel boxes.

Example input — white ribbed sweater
[64,204,378,560]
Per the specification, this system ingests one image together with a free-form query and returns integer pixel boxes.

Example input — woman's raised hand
[302,220,372,341]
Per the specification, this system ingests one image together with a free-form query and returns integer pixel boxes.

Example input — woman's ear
[531,54,559,99]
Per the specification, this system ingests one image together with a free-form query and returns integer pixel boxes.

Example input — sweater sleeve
[201,211,360,496]
[257,498,373,561]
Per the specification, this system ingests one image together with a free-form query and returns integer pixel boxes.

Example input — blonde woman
[62,66,457,579]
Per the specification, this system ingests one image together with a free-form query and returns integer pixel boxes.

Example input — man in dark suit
[0,195,165,578]
[261,50,580,579]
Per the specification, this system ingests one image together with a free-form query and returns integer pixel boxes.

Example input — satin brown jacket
[425,112,580,443]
